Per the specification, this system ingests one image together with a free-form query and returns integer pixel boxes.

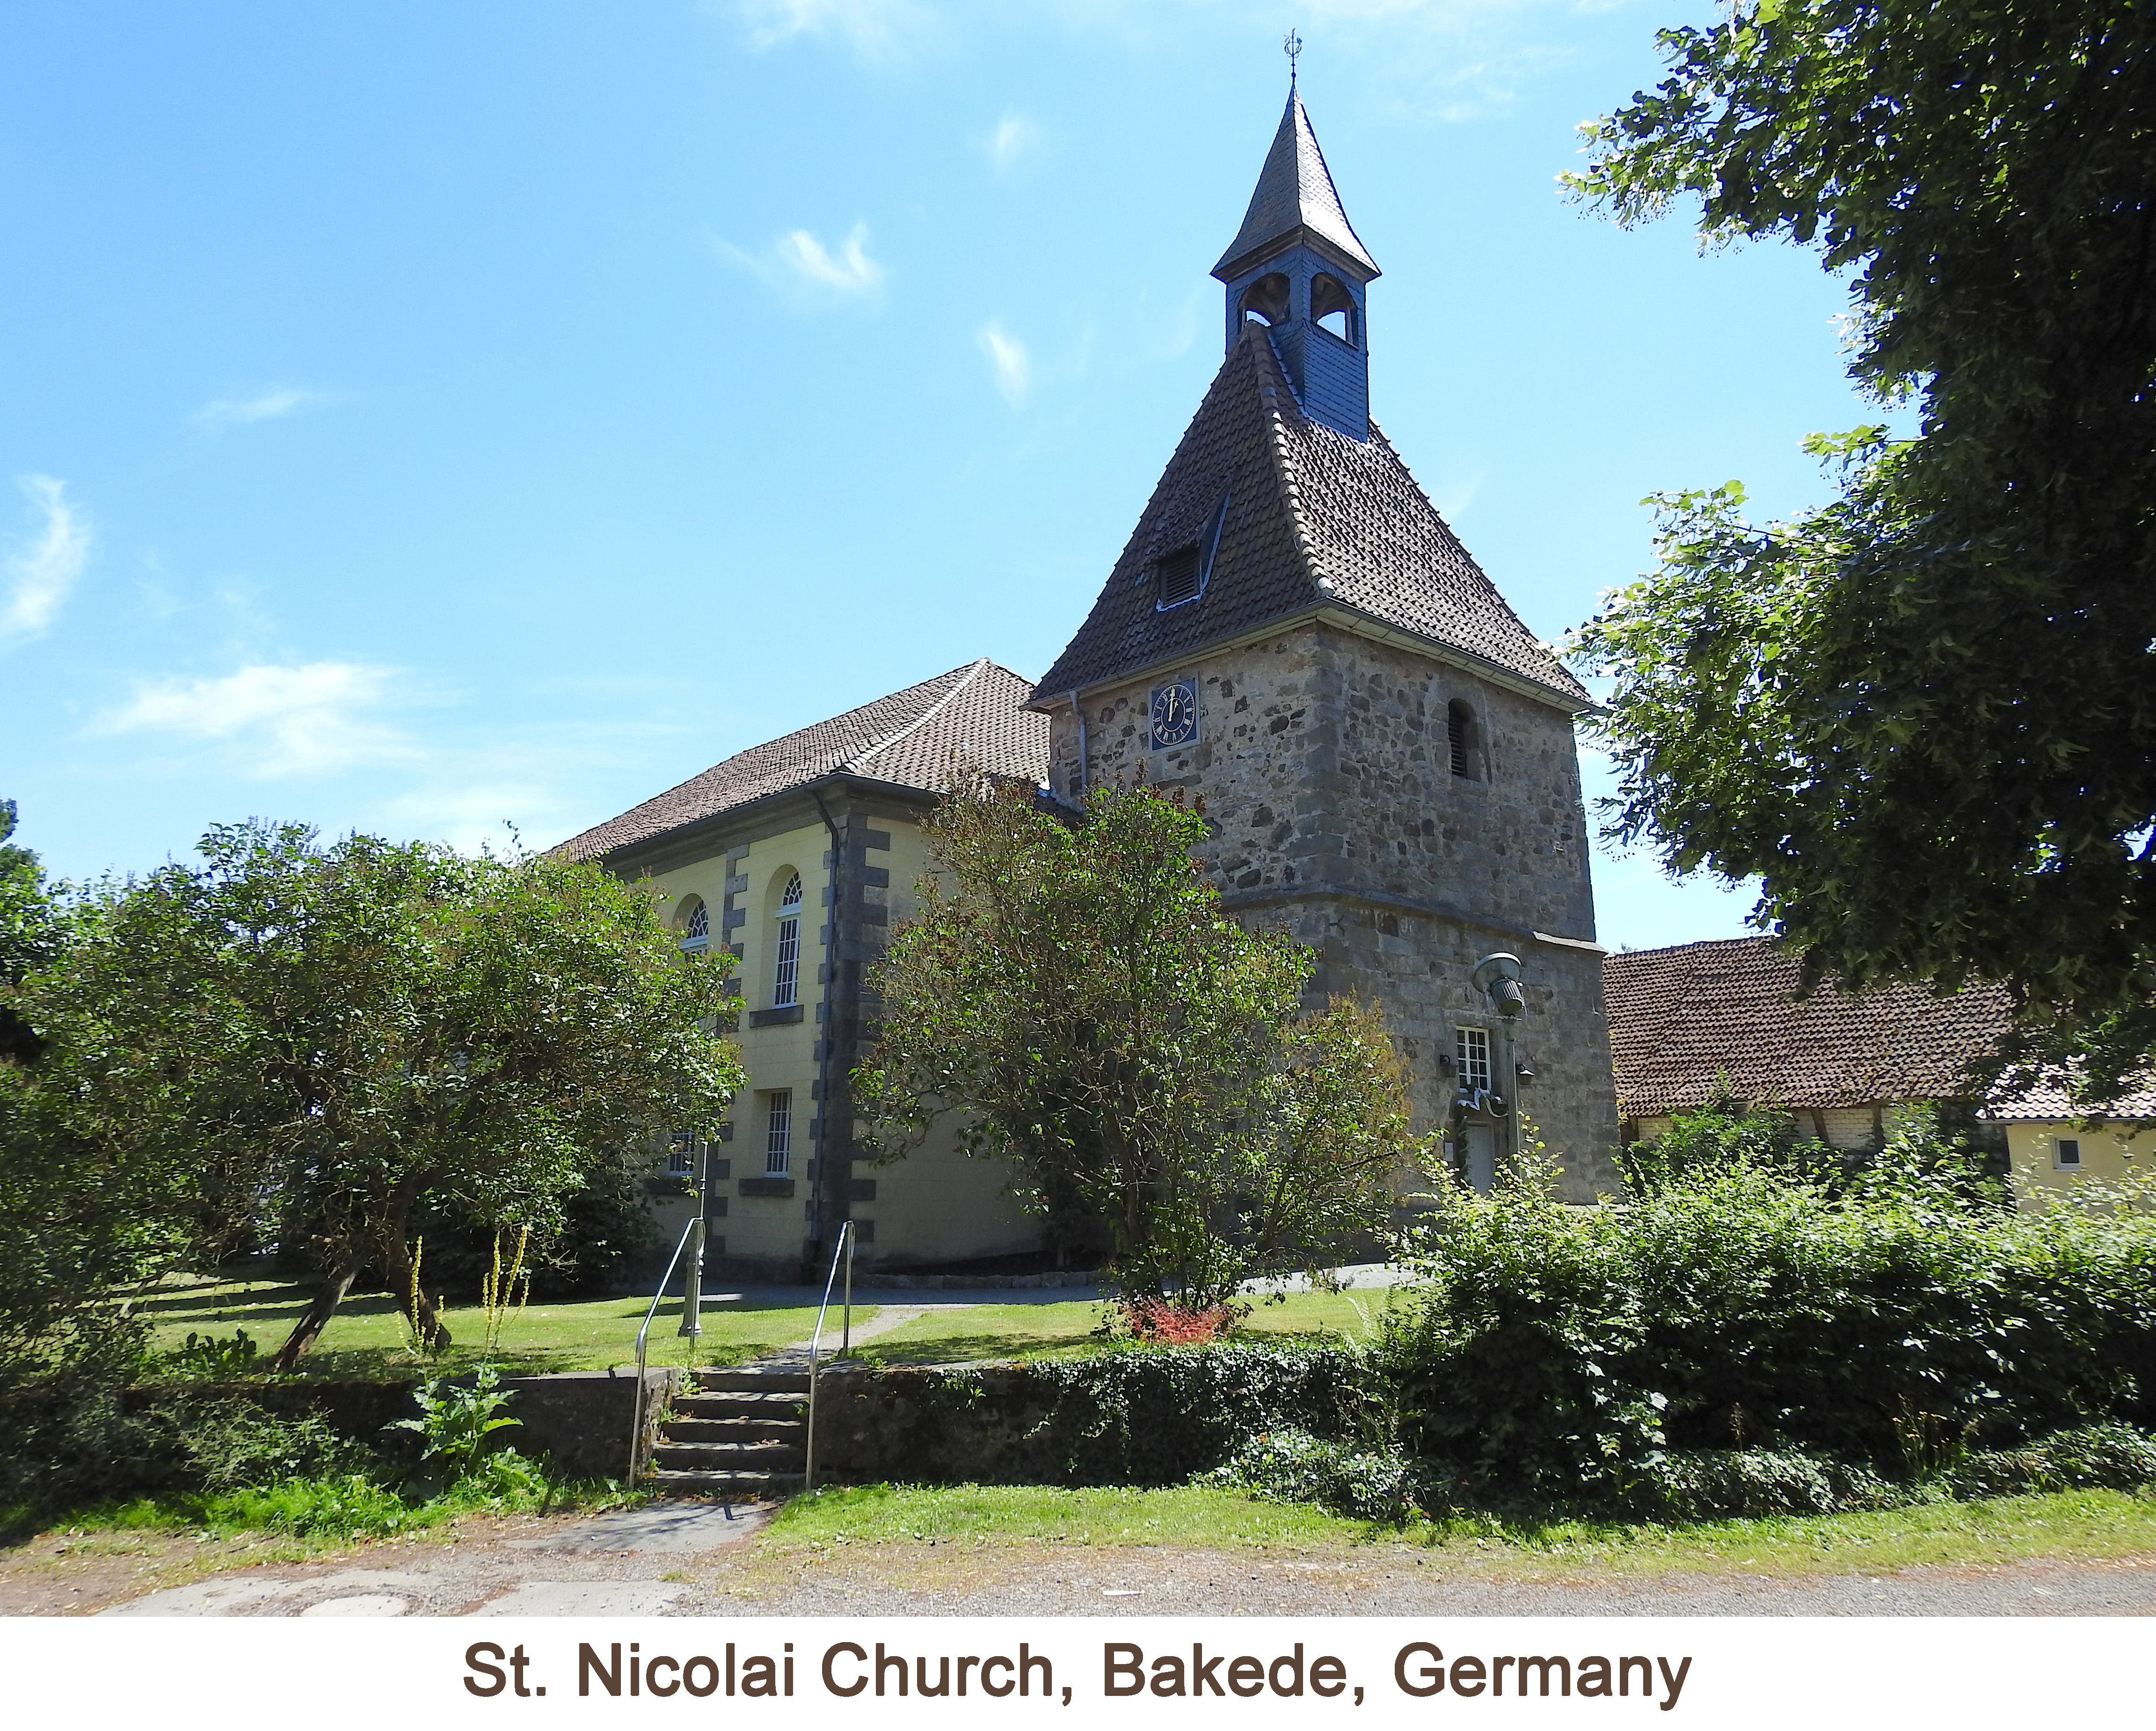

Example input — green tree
[854,778,1415,1311]
[0,799,63,1062]
[11,823,742,1370]
[1566,3,2156,1029]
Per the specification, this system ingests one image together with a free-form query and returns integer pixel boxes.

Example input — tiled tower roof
[556,659,1048,862]
[1214,92,1379,281]
[1031,327,1586,706]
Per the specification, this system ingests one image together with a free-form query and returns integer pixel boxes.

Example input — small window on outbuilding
[1447,700,1482,780]
[2056,1137,2083,1169]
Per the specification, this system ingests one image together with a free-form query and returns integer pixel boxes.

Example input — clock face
[1149,679,1199,750]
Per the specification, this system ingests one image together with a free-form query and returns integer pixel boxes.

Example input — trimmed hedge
[812,1344,1377,1487]
[1382,1150,2156,1501]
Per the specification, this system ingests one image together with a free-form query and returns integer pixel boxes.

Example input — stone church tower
[1031,90,1620,1200]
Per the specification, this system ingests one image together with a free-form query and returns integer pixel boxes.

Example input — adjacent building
[1603,936,2013,1150]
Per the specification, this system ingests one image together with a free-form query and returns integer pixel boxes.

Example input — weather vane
[1284,29,1302,90]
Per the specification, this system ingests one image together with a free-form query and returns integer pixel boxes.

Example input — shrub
[157,1330,262,1379]
[1614,1449,1900,1522]
[161,1397,362,1493]
[385,1365,522,1475]
[1115,1299,1242,1345]
[1383,1131,2156,1499]
[1943,1423,2156,1499]
[1200,1427,1440,1523]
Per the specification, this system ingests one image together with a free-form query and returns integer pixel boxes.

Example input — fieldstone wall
[1049,622,1620,1199]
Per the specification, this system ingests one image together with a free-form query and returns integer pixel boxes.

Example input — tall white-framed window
[765,1090,793,1176]
[772,873,803,1006]
[1456,1025,1492,1096]
[678,898,709,957]
[667,1129,697,1177]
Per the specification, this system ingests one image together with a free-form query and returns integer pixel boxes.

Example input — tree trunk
[378,1221,452,1352]
[270,1247,365,1372]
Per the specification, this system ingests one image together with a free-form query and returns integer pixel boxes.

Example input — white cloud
[192,386,325,431]
[95,661,418,778]
[720,222,887,305]
[383,780,562,856]
[729,0,938,65]
[976,319,1032,407]
[983,110,1041,174]
[1,476,90,644]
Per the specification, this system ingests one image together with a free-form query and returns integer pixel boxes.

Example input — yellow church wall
[630,802,1041,1276]
[2006,1121,2152,1211]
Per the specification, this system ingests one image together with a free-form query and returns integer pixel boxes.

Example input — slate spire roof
[557,659,1048,863]
[1031,327,1586,706]
[1214,92,1379,282]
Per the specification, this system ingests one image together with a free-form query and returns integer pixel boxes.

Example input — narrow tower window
[765,1091,793,1176]
[772,872,802,1006]
[1448,700,1482,780]
[1457,1026,1493,1096]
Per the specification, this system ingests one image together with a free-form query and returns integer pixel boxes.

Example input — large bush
[1382,1121,2156,1502]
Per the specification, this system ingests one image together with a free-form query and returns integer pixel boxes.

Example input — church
[558,88,1620,1280]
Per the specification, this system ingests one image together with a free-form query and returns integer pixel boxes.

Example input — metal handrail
[801,1221,855,1493]
[626,1215,704,1484]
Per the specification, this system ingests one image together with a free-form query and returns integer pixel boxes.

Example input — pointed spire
[1212,90,1378,283]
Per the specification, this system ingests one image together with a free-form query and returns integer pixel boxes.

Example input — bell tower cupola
[1211,77,1379,441]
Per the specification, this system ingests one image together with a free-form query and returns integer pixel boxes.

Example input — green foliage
[0,799,63,1063]
[1944,1422,2156,1499]
[160,1396,362,1493]
[159,1330,262,1378]
[1383,1135,2156,1500]
[1616,1449,1899,1523]
[857,776,1414,1308]
[861,1345,1379,1488]
[7,821,743,1368]
[1567,3,2156,1026]
[1200,1427,1438,1524]
[384,1365,522,1474]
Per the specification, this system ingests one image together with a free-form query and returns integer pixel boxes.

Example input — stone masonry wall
[1049,623,1620,1198]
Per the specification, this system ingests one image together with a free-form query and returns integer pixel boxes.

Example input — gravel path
[16,1503,2148,1618]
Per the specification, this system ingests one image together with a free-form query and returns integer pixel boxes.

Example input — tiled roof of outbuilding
[1983,1079,2156,1123]
[1603,937,2014,1118]
[1030,327,1585,706]
[555,659,1049,863]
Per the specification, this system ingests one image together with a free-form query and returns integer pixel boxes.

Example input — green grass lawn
[764,1480,2156,1578]
[136,1273,867,1378]
[854,1285,1406,1366]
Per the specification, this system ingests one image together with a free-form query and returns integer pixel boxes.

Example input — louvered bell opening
[1156,546,1203,608]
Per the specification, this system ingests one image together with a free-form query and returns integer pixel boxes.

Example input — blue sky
[0,1,1876,949]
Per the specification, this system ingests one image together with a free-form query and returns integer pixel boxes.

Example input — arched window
[1239,273,1290,327]
[1312,274,1356,343]
[677,897,709,956]
[1448,700,1482,780]
[772,872,803,1007]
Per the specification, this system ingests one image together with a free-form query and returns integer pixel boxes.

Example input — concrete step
[647,1467,804,1498]
[668,1391,806,1420]
[660,1417,804,1445]
[687,1368,811,1395]
[652,1439,807,1469]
